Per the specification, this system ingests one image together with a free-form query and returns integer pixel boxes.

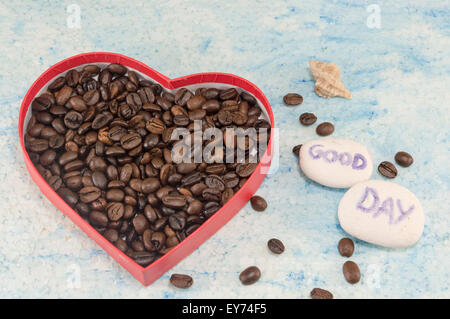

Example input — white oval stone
[338,180,424,247]
[299,139,373,188]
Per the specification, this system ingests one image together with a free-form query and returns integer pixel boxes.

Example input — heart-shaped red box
[19,52,274,286]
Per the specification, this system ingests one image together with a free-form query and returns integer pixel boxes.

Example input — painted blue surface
[0,1,448,298]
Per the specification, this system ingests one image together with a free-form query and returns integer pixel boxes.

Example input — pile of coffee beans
[24,63,270,267]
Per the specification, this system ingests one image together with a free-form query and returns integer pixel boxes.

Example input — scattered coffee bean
[170,274,193,288]
[267,238,285,254]
[343,261,361,284]
[378,161,397,178]
[299,112,317,126]
[25,63,270,268]
[292,144,302,156]
[338,238,354,257]
[310,288,333,299]
[239,266,261,285]
[316,122,334,136]
[250,195,267,211]
[283,93,303,106]
[395,151,413,167]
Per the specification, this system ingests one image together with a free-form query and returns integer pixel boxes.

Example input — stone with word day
[338,180,424,247]
[299,139,373,188]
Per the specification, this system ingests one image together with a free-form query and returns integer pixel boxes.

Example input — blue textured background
[0,0,449,298]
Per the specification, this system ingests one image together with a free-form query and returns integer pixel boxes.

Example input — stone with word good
[299,139,373,188]
[338,180,424,247]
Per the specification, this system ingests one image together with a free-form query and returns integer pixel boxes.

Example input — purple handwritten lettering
[339,152,352,166]
[395,200,415,224]
[309,144,323,159]
[323,150,338,163]
[356,187,379,213]
[352,153,367,170]
[373,197,394,224]
[309,145,367,171]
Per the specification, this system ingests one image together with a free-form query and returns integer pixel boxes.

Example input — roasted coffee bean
[106,188,125,202]
[79,186,101,203]
[141,177,160,193]
[133,214,149,234]
[205,175,225,191]
[267,238,284,254]
[239,266,261,285]
[107,63,126,75]
[162,194,186,209]
[221,188,234,205]
[64,111,83,129]
[107,202,124,221]
[310,288,333,299]
[89,211,108,227]
[176,163,197,175]
[151,231,166,250]
[378,161,397,178]
[132,251,158,267]
[316,122,334,136]
[338,238,354,257]
[170,274,193,288]
[204,201,220,218]
[48,175,63,191]
[186,96,206,111]
[236,163,257,177]
[395,151,413,167]
[175,88,193,106]
[292,144,302,156]
[250,196,267,211]
[120,132,142,150]
[168,214,187,231]
[299,112,317,126]
[283,93,303,106]
[92,112,113,130]
[58,187,78,206]
[56,86,73,105]
[202,188,221,202]
[146,118,166,134]
[39,149,56,166]
[343,261,361,284]
[187,200,203,215]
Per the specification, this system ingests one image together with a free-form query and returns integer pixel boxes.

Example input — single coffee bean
[250,195,267,211]
[395,151,413,167]
[292,144,302,156]
[79,186,101,203]
[316,122,334,136]
[343,261,361,284]
[239,266,261,285]
[133,214,149,234]
[378,161,397,178]
[89,211,108,227]
[107,202,124,221]
[338,238,354,257]
[299,112,317,125]
[267,238,285,254]
[236,163,257,177]
[283,93,303,106]
[310,288,333,299]
[64,111,83,129]
[170,274,193,288]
